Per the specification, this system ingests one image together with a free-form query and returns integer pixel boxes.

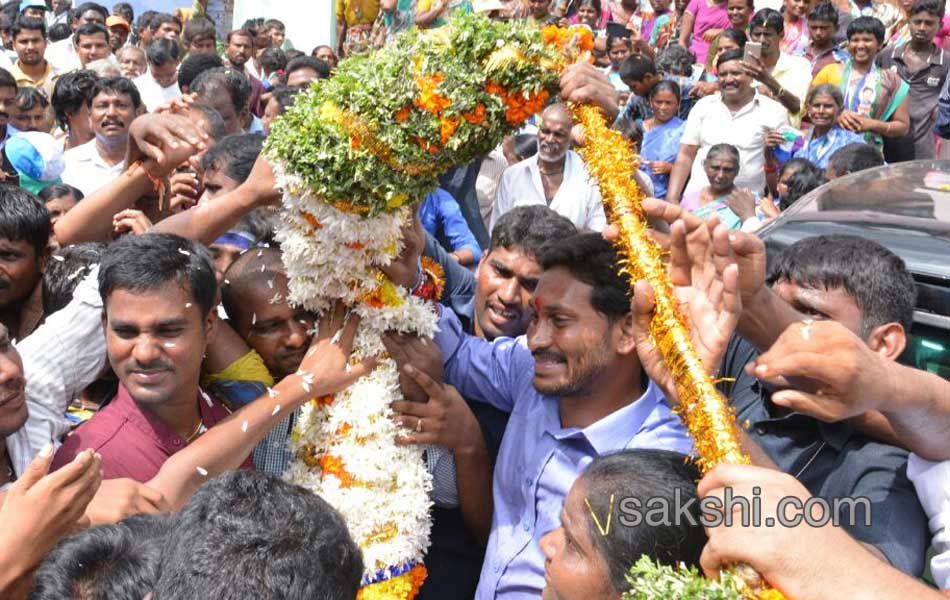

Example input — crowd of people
[0,0,947,599]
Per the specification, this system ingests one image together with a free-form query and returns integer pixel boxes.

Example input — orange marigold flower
[440,117,460,144]
[350,136,361,150]
[395,106,411,122]
[462,103,486,124]
[335,422,353,436]
[319,455,356,487]
[345,241,365,250]
[414,74,452,114]
[301,211,323,229]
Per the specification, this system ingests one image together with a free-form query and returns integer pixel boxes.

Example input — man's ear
[865,321,906,361]
[614,311,637,356]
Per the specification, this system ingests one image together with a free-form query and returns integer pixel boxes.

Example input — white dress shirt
[907,454,950,589]
[5,269,105,489]
[680,92,789,196]
[134,72,182,113]
[61,139,127,196]
[491,150,606,232]
[45,37,81,73]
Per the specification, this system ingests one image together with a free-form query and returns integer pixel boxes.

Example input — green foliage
[623,556,746,600]
[264,13,561,217]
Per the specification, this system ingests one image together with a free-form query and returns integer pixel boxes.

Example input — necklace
[185,419,205,444]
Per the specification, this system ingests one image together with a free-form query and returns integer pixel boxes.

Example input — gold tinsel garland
[570,104,785,600]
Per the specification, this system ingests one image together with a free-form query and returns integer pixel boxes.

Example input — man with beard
[222,29,265,117]
[396,230,747,599]
[62,76,139,196]
[491,103,606,232]
[667,49,788,204]
[51,234,248,480]
[10,17,58,98]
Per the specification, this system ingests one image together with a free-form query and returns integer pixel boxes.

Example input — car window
[902,322,950,379]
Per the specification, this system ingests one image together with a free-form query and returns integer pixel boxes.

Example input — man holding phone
[741,8,813,122]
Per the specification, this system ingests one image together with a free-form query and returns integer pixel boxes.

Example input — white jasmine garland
[275,163,436,580]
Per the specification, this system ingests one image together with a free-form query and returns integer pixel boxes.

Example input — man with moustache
[491,103,606,232]
[0,68,17,149]
[10,17,58,98]
[667,48,788,204]
[61,76,139,196]
[51,234,247,480]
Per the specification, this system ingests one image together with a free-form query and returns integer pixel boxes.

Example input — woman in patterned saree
[812,15,910,154]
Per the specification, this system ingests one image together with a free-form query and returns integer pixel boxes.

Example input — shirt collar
[893,43,945,66]
[545,380,666,455]
[112,384,221,452]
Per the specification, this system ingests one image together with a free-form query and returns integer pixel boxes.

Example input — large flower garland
[265,14,563,599]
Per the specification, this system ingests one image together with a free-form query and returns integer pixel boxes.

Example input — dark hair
[148,12,180,33]
[182,16,216,45]
[87,75,141,109]
[98,233,217,317]
[177,52,223,92]
[73,22,109,46]
[612,116,643,144]
[112,2,134,25]
[0,67,15,93]
[540,233,630,319]
[807,1,839,25]
[48,22,71,42]
[750,7,784,34]
[38,183,84,203]
[152,471,363,600]
[146,37,180,66]
[16,86,48,111]
[189,103,228,141]
[191,67,251,114]
[259,47,287,74]
[74,2,108,21]
[52,69,98,130]
[716,47,744,69]
[42,241,104,316]
[619,53,657,82]
[827,142,884,177]
[718,27,747,49]
[30,514,171,600]
[0,186,47,257]
[135,9,157,32]
[778,157,813,182]
[910,0,942,17]
[706,142,739,163]
[284,49,304,60]
[269,85,302,116]
[264,18,286,32]
[311,44,334,58]
[11,15,46,39]
[226,27,254,44]
[579,450,705,593]
[805,83,844,108]
[847,15,886,43]
[283,55,330,82]
[606,33,633,53]
[577,0,603,15]
[767,234,916,333]
[511,133,537,161]
[649,79,681,100]
[200,133,264,183]
[241,17,265,37]
[489,205,576,260]
[784,162,826,208]
[656,44,696,76]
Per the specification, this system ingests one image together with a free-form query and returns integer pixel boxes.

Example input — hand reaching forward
[0,446,101,594]
[630,220,742,407]
[127,113,209,175]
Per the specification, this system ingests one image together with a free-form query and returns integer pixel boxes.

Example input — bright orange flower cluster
[540,24,595,54]
[413,74,452,114]
[462,103,486,124]
[395,106,411,122]
[440,117,460,144]
[486,81,550,125]
[301,211,323,229]
[320,454,357,487]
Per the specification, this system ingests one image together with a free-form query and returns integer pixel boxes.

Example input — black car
[758,160,950,380]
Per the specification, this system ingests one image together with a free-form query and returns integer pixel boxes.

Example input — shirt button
[755,426,767,436]
[525,477,532,487]
[494,563,501,573]
[172,439,181,446]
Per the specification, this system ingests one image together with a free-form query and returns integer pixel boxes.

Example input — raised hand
[112,208,153,237]
[127,113,209,174]
[297,302,379,399]
[0,446,101,593]
[378,207,425,289]
[559,61,620,123]
[381,331,443,403]
[84,477,168,525]
[630,221,742,407]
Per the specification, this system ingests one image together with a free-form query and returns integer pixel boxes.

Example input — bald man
[490,103,606,231]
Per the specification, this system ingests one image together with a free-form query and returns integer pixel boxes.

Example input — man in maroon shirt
[53,233,248,481]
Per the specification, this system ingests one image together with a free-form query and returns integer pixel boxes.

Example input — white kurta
[491,150,606,232]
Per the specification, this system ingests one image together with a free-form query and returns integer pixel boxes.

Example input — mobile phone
[744,42,762,62]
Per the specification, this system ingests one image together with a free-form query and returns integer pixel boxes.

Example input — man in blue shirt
[396,230,743,599]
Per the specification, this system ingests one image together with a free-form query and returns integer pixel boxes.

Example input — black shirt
[719,335,930,576]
